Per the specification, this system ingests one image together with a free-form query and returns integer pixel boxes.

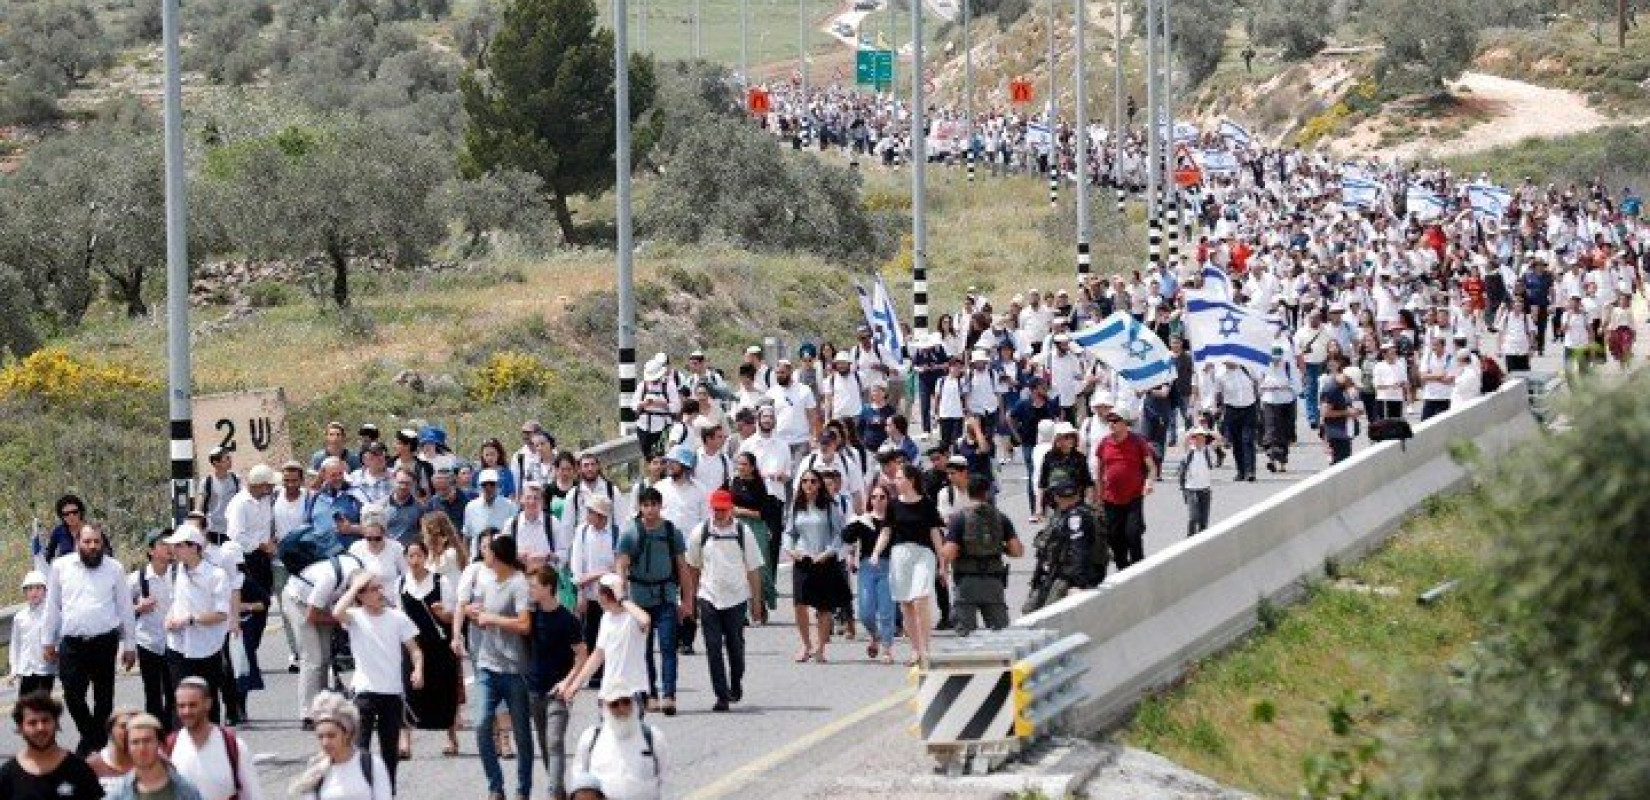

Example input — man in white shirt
[464,469,520,550]
[196,447,241,542]
[766,360,820,450]
[738,406,793,500]
[1417,337,1457,420]
[129,530,176,727]
[570,496,622,681]
[560,574,652,704]
[347,517,408,608]
[695,419,735,492]
[1293,310,1331,427]
[1372,342,1410,420]
[283,546,365,727]
[658,448,709,544]
[1216,363,1261,482]
[162,524,233,723]
[568,454,627,529]
[1042,334,1086,419]
[270,460,310,674]
[932,356,970,451]
[169,677,265,800]
[570,691,666,800]
[822,352,865,426]
[348,443,395,507]
[41,523,137,755]
[684,489,765,712]
[506,482,557,569]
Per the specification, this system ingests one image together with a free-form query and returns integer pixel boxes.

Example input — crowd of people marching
[5,88,1648,800]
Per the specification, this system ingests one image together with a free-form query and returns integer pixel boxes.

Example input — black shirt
[841,515,887,562]
[888,497,942,550]
[0,753,105,800]
[526,606,584,694]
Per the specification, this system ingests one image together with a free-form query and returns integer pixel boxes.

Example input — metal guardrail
[915,629,1091,775]
[1524,370,1565,425]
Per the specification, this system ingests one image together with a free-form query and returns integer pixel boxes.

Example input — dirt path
[1351,71,1630,161]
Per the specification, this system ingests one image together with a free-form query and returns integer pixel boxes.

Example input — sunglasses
[365,536,384,543]
[60,508,82,517]
[800,478,820,484]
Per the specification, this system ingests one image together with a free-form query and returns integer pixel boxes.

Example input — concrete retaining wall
[1018,379,1541,734]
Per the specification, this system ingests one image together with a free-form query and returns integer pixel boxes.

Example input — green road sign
[855,49,894,88]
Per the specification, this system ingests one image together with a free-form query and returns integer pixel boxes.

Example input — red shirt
[1098,433,1153,505]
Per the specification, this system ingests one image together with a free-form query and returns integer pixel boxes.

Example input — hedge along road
[0,412,1334,798]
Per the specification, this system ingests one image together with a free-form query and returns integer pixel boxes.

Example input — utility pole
[741,0,749,81]
[964,0,975,184]
[1144,0,1160,276]
[162,0,193,524]
[799,0,810,145]
[1113,0,1125,219]
[694,0,702,59]
[1074,0,1090,278]
[1161,0,1179,272]
[912,0,930,335]
[616,0,637,437]
[1046,0,1059,207]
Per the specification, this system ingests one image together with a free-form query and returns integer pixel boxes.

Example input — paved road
[0,405,1339,798]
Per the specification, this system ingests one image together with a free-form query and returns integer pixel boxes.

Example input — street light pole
[1161,0,1179,272]
[1113,0,1125,218]
[161,0,193,524]
[1144,0,1160,275]
[615,0,637,437]
[741,0,749,81]
[911,0,929,336]
[694,0,702,59]
[1046,0,1058,207]
[964,0,974,184]
[1074,0,1090,279]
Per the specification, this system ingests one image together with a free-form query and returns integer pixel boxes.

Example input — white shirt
[739,432,793,498]
[767,382,818,446]
[824,370,865,419]
[7,602,53,677]
[349,468,393,506]
[684,519,764,610]
[1044,348,1086,406]
[935,374,968,419]
[346,540,409,608]
[272,489,311,540]
[463,495,519,543]
[570,521,621,600]
[128,564,174,655]
[567,479,625,528]
[658,476,709,538]
[1216,365,1259,408]
[574,721,665,800]
[696,446,733,491]
[285,554,365,611]
[43,553,136,650]
[1372,359,1409,402]
[1182,446,1214,491]
[596,608,650,698]
[507,511,556,564]
[1451,358,1482,404]
[1418,350,1455,401]
[166,560,232,658]
[170,725,265,800]
[314,752,393,800]
[224,489,275,554]
[342,607,418,695]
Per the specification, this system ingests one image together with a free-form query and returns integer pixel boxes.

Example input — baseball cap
[946,455,968,469]
[20,570,45,589]
[164,525,206,547]
[598,573,625,594]
[587,496,613,519]
[247,464,278,486]
[709,489,735,510]
[478,469,500,485]
[357,423,380,437]
[745,345,764,356]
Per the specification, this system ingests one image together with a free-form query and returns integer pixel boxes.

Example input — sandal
[813,650,829,663]
[794,649,812,663]
[398,747,412,760]
[442,743,459,757]
[867,641,879,659]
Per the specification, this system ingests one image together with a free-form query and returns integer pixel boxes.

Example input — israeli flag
[1341,176,1382,210]
[1467,183,1512,220]
[1407,185,1447,221]
[1025,121,1052,148]
[1069,312,1175,389]
[1217,120,1251,147]
[870,276,906,365]
[1202,149,1240,175]
[1184,297,1276,369]
[1198,263,1233,301]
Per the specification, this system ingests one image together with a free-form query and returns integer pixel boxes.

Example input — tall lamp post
[162,0,194,523]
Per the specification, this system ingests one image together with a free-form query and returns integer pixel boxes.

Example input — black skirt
[792,556,851,610]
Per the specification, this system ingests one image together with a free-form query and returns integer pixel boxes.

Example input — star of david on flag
[1184,297,1275,369]
[1069,311,1174,389]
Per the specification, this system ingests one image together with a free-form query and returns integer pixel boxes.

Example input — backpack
[954,505,1007,576]
[199,472,242,522]
[307,750,375,799]
[164,726,244,799]
[628,521,683,588]
[278,524,344,577]
[580,721,660,778]
[696,521,749,560]
[1479,355,1504,393]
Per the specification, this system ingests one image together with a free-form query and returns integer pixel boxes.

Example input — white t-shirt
[684,520,764,610]
[272,489,310,540]
[596,609,650,698]
[1372,359,1408,402]
[314,751,392,800]
[507,512,555,563]
[342,607,417,695]
[1418,351,1454,401]
[766,382,818,446]
[170,726,265,800]
[346,541,408,608]
[575,722,665,800]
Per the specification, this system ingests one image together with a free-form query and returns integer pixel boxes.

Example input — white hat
[478,468,501,485]
[693,415,722,431]
[644,361,668,382]
[587,496,614,519]
[598,573,625,594]
[20,570,45,589]
[969,349,990,363]
[1089,392,1115,409]
[247,464,277,487]
[1053,333,1072,344]
[1052,421,1079,438]
[164,524,206,547]
[833,352,852,364]
[745,345,764,356]
[1186,425,1212,439]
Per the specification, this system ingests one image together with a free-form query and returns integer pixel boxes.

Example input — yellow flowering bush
[468,350,553,404]
[1293,102,1352,146]
[0,348,160,406]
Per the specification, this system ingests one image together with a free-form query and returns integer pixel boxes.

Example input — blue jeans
[1303,363,1324,427]
[475,669,532,797]
[643,602,679,699]
[857,560,897,645]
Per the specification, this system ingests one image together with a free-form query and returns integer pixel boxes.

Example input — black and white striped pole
[964,0,975,185]
[1113,0,1125,218]
[1074,0,1090,278]
[1161,0,1178,271]
[162,0,193,523]
[1144,0,1160,274]
[616,0,638,437]
[912,0,930,336]
[1046,0,1058,208]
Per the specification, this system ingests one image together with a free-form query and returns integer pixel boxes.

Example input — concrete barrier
[1018,379,1541,734]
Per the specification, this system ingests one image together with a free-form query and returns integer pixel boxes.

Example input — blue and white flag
[1217,120,1251,147]
[1025,121,1052,149]
[1341,176,1382,210]
[1201,149,1240,175]
[1467,183,1512,220]
[1184,297,1277,370]
[1406,185,1447,221]
[1197,263,1233,302]
[1069,312,1175,389]
[869,276,906,365]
